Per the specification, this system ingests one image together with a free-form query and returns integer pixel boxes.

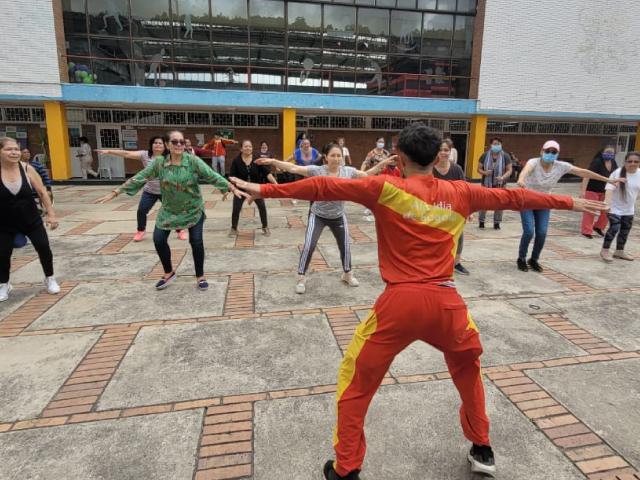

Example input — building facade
[0,0,638,179]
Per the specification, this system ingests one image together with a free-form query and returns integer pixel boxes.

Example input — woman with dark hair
[255,142,392,294]
[477,137,512,230]
[97,130,246,291]
[580,145,617,238]
[97,136,187,242]
[600,151,640,262]
[77,136,98,179]
[229,140,277,237]
[257,140,273,159]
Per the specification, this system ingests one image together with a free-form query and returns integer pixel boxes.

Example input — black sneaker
[155,272,176,290]
[517,258,528,272]
[528,258,543,272]
[323,460,360,480]
[468,444,496,477]
[593,227,605,237]
[581,233,593,239]
[494,223,501,230]
[479,222,485,229]
[454,263,470,275]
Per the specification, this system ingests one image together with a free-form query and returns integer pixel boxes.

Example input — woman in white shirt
[77,137,98,179]
[600,151,640,262]
[516,140,621,272]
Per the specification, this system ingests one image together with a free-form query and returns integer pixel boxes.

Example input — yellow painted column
[282,108,296,161]
[44,102,72,180]
[467,115,488,180]
[636,122,640,152]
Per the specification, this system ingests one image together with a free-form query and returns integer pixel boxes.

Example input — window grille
[86,109,112,123]
[138,111,163,125]
[211,113,233,126]
[234,114,256,127]
[187,112,210,126]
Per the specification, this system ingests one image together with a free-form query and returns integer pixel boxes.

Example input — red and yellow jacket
[262,175,573,285]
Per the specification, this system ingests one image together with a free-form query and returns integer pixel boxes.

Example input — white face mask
[376,142,385,149]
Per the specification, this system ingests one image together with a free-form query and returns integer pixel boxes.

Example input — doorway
[616,133,637,167]
[96,125,125,178]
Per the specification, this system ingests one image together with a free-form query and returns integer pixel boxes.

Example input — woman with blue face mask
[516,140,622,272]
[477,137,512,229]
[580,145,617,238]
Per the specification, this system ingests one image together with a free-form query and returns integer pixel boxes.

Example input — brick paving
[0,184,638,479]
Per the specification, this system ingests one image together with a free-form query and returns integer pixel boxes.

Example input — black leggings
[0,223,54,283]
[153,214,205,277]
[299,213,351,275]
[232,195,268,229]
[603,214,634,250]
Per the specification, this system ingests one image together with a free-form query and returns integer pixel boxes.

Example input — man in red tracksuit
[230,124,605,479]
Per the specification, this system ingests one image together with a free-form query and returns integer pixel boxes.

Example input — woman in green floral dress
[98,130,246,291]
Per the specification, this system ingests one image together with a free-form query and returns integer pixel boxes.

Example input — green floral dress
[117,153,229,230]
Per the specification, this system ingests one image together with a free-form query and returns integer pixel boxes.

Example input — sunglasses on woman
[170,139,186,146]
[543,149,558,154]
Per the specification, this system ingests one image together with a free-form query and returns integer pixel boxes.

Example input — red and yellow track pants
[333,283,490,476]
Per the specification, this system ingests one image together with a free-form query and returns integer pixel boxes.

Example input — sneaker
[228,228,238,238]
[262,227,271,236]
[517,258,529,272]
[341,272,360,287]
[177,230,187,241]
[468,444,496,477]
[0,283,12,302]
[494,223,501,230]
[600,248,613,263]
[454,263,470,275]
[155,272,176,290]
[197,279,209,291]
[527,258,543,272]
[479,222,485,229]
[133,231,145,242]
[295,277,306,294]
[581,233,593,239]
[323,460,360,480]
[613,250,634,261]
[45,276,61,295]
[593,227,605,237]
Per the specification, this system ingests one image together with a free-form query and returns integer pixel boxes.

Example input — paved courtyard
[0,183,638,480]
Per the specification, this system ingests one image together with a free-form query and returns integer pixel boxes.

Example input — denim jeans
[153,214,205,277]
[518,209,551,261]
[212,156,226,176]
[137,191,161,232]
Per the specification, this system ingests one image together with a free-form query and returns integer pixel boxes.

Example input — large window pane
[63,0,87,34]
[324,70,356,94]
[251,47,285,68]
[212,2,248,44]
[418,0,436,8]
[323,50,357,71]
[251,67,285,91]
[324,5,356,50]
[452,15,474,57]
[173,41,212,64]
[376,0,395,6]
[437,0,456,11]
[422,13,453,57]
[421,57,450,77]
[213,67,249,89]
[68,57,97,83]
[94,58,133,85]
[174,64,213,88]
[287,49,321,72]
[288,3,322,49]
[287,69,324,93]
[133,61,174,87]
[92,36,131,59]
[130,0,172,38]
[390,10,421,54]
[388,55,420,74]
[133,40,172,62]
[451,57,470,76]
[172,0,210,42]
[397,0,417,8]
[457,0,476,12]
[357,8,389,53]
[67,36,90,56]
[249,0,285,46]
[88,0,129,35]
[212,45,249,66]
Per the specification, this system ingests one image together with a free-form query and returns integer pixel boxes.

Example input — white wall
[478,0,640,117]
[0,0,62,98]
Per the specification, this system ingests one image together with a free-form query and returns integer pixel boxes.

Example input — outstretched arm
[231,175,383,210]
[256,158,309,176]
[570,166,621,185]
[95,158,159,203]
[95,149,143,161]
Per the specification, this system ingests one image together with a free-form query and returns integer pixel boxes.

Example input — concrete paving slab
[254,268,384,312]
[384,299,583,377]
[529,359,640,470]
[544,257,640,289]
[469,220,525,239]
[545,292,640,351]
[120,230,236,252]
[0,410,202,480]
[180,246,301,273]
[85,220,139,234]
[0,286,40,318]
[253,227,337,246]
[462,238,559,262]
[27,234,117,256]
[98,315,343,409]
[46,221,85,237]
[547,234,640,256]
[320,243,379,268]
[455,262,568,298]
[10,252,159,283]
[254,381,582,479]
[506,297,563,315]
[29,278,227,329]
[0,333,100,422]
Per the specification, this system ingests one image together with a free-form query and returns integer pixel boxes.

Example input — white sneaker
[613,250,634,261]
[341,272,360,287]
[600,248,613,263]
[363,208,372,215]
[295,277,306,294]
[0,283,12,302]
[45,276,60,295]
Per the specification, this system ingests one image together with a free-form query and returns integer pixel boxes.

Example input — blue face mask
[602,152,615,161]
[542,152,558,163]
[490,145,502,154]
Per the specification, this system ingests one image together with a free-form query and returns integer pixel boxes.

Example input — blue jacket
[30,161,52,189]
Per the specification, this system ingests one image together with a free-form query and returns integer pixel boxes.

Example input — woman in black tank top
[0,137,60,302]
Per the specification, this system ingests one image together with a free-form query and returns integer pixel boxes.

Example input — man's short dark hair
[396,123,442,167]
[489,136,502,144]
